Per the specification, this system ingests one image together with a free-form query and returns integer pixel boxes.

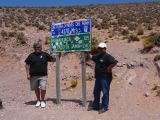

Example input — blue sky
[0,0,159,7]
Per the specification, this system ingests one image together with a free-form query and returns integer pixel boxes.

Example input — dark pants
[92,75,112,109]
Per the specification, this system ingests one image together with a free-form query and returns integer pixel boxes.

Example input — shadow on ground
[24,98,92,106]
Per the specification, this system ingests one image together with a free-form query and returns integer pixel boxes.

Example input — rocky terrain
[0,2,160,120]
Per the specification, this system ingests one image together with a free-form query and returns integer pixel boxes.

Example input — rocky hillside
[0,2,160,54]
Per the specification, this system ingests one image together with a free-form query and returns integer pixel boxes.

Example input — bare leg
[35,89,40,101]
[41,90,46,101]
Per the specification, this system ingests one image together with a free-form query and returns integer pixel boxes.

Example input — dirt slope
[0,38,160,120]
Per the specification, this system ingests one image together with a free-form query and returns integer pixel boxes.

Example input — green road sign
[50,33,91,52]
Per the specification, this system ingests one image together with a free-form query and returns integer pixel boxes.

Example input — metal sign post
[51,19,91,106]
[56,53,61,104]
[81,52,87,107]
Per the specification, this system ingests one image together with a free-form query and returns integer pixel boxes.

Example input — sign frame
[50,19,92,52]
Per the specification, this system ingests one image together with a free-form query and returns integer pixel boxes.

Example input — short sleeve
[92,53,106,63]
[107,55,118,65]
[92,54,98,62]
[45,53,53,62]
[25,54,31,64]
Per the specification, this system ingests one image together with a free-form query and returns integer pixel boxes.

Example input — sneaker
[98,108,108,114]
[41,101,46,108]
[35,101,41,108]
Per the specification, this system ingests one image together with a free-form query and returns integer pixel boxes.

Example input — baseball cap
[98,42,107,48]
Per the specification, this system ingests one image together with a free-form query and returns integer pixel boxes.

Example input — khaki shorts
[30,76,48,91]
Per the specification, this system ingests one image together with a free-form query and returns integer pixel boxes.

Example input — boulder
[144,91,151,97]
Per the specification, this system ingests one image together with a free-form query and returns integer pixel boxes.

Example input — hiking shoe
[98,108,108,114]
[41,101,46,108]
[35,101,41,108]
[87,106,100,111]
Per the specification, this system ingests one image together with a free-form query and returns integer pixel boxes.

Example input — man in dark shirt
[25,42,55,108]
[88,42,118,114]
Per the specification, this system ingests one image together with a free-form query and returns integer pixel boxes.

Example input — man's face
[98,47,106,53]
[34,47,42,53]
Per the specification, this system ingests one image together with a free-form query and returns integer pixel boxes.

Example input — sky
[0,0,159,7]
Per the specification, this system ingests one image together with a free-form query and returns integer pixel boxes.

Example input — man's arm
[25,64,30,80]
[49,52,62,63]
[51,56,56,62]
[85,52,92,60]
[107,63,117,73]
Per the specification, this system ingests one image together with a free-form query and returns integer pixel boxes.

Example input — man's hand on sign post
[51,53,56,62]
[59,52,62,58]
[85,52,92,61]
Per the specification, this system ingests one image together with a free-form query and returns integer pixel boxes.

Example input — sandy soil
[1,39,160,120]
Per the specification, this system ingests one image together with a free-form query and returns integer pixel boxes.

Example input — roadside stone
[117,63,124,67]
[127,62,136,69]
[129,82,132,86]
[144,91,150,97]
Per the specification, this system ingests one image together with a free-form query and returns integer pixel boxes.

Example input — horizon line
[0,1,159,7]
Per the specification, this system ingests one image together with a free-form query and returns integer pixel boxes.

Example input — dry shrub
[141,33,160,53]
[153,54,160,62]
[117,17,127,26]
[16,32,27,44]
[108,31,115,38]
[128,34,140,43]
[95,24,102,30]
[152,84,160,96]
[146,24,153,30]
[5,22,10,27]
[0,20,2,28]
[156,20,160,26]
[128,23,137,31]
[44,36,51,45]
[101,22,110,29]
[8,31,17,37]
[18,26,25,31]
[148,32,160,46]
[37,24,46,30]
[70,80,78,88]
[121,28,129,36]
[90,37,99,55]
[137,25,144,35]
[1,30,8,38]
[142,37,155,52]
